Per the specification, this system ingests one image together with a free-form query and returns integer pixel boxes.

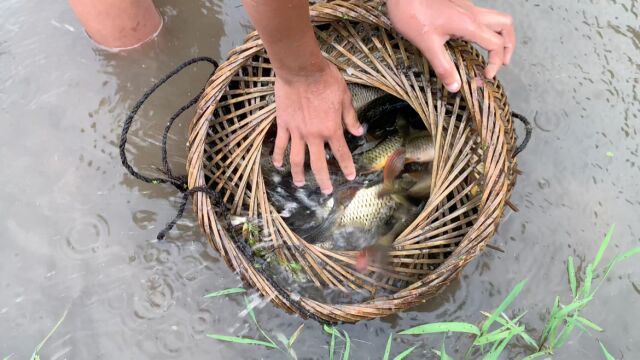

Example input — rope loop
[512,111,533,157]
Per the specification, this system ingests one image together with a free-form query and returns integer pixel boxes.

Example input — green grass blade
[575,315,603,332]
[206,334,279,349]
[475,325,523,346]
[543,297,591,349]
[582,264,594,297]
[480,311,537,349]
[595,248,640,294]
[541,296,561,343]
[593,225,615,269]
[500,313,537,349]
[393,346,417,360]
[204,287,245,298]
[31,307,69,360]
[244,295,257,324]
[342,331,350,360]
[552,315,576,349]
[383,333,393,360]
[323,325,345,340]
[288,323,304,349]
[599,341,616,360]
[329,327,336,360]
[399,322,480,335]
[3,355,14,360]
[521,351,546,360]
[439,341,453,360]
[567,256,577,298]
[482,329,516,360]
[482,279,527,334]
[572,319,591,335]
[556,296,592,320]
[243,296,278,349]
[474,325,508,345]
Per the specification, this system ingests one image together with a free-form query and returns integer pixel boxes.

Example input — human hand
[272,60,364,194]
[387,0,515,92]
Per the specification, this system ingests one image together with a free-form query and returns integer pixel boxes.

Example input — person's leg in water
[68,0,162,50]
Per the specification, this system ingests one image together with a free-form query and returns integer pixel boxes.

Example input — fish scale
[348,83,386,110]
[338,184,397,228]
[405,133,435,162]
[359,135,402,171]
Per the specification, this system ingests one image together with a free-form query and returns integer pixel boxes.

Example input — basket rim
[186,0,517,323]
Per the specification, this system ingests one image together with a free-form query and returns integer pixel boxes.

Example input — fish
[260,84,434,261]
[378,167,433,199]
[395,109,435,163]
[305,182,413,250]
[354,187,423,272]
[405,133,435,163]
[358,135,403,172]
[354,172,430,272]
[375,132,434,195]
[374,110,435,195]
[355,208,415,272]
[357,131,433,174]
[337,183,400,228]
[404,170,432,199]
[348,83,387,111]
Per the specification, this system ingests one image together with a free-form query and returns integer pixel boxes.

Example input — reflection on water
[0,0,639,358]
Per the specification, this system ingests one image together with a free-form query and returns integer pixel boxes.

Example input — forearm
[242,0,327,81]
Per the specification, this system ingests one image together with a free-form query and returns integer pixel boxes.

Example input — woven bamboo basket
[186,0,518,323]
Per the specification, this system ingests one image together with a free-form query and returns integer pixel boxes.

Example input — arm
[243,0,362,194]
[242,0,515,193]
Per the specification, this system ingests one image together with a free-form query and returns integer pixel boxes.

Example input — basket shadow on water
[187,0,518,323]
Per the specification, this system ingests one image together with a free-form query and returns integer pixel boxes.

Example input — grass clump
[206,225,637,359]
[397,225,637,359]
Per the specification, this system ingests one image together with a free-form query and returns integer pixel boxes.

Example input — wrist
[273,54,332,84]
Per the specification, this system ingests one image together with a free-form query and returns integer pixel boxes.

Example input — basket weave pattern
[187,0,517,323]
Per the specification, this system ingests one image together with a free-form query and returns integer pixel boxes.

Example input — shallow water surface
[1,0,639,359]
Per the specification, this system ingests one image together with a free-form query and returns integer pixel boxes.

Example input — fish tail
[355,249,370,273]
[379,148,406,197]
[355,243,393,273]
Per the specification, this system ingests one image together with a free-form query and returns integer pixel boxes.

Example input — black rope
[512,111,532,157]
[119,57,331,324]
[119,56,218,191]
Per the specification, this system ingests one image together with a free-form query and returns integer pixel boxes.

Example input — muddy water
[0,0,638,359]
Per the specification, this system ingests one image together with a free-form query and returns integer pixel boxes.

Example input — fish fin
[355,250,369,273]
[356,243,392,273]
[380,148,406,197]
[334,183,361,205]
